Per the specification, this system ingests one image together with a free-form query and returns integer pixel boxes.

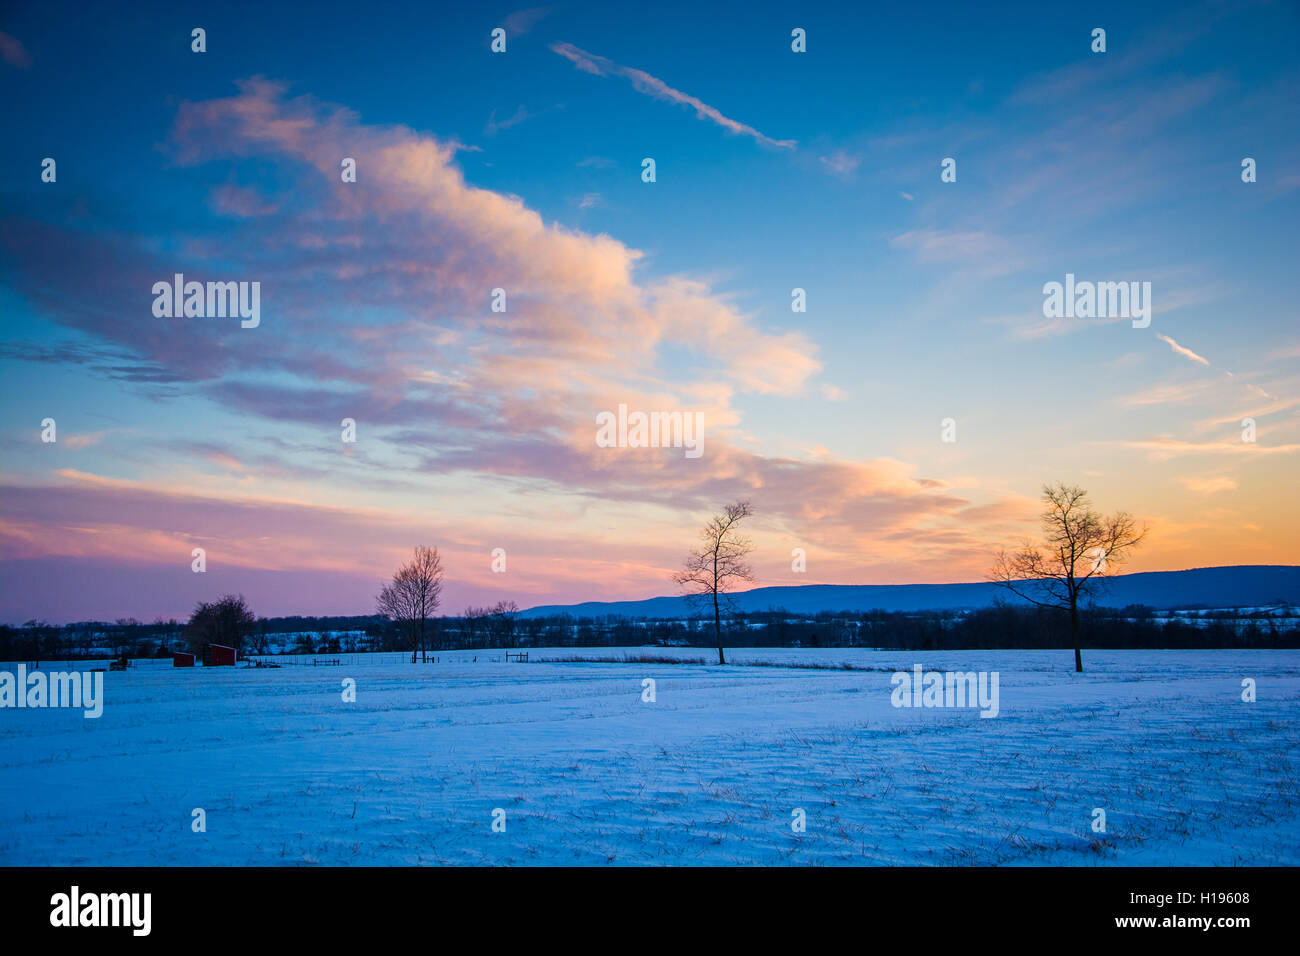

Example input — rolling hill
[519,565,1300,619]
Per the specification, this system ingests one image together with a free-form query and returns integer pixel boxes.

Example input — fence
[242,651,528,667]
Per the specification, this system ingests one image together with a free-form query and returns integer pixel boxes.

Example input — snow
[1,648,1296,865]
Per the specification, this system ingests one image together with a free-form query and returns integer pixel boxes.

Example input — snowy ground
[1,648,1296,865]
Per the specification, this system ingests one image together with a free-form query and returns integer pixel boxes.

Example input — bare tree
[461,606,487,649]
[377,546,444,662]
[672,501,755,665]
[186,595,256,658]
[490,600,520,648]
[990,483,1146,673]
[378,570,418,658]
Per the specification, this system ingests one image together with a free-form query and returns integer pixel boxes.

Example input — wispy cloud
[890,229,1013,263]
[550,42,796,149]
[485,105,532,136]
[62,432,109,451]
[1007,2,1238,106]
[1157,333,1210,366]
[1179,475,1238,494]
[1196,394,1300,430]
[818,149,860,178]
[1118,380,1215,407]
[820,384,848,402]
[1123,438,1300,458]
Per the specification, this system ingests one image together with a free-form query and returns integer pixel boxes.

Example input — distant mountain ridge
[519,565,1300,619]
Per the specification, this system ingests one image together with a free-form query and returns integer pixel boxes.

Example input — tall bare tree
[990,483,1146,673]
[672,501,755,665]
[378,570,418,658]
[377,546,444,662]
[186,594,256,658]
[490,600,520,648]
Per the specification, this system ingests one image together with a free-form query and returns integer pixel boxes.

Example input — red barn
[205,644,237,667]
[172,651,195,667]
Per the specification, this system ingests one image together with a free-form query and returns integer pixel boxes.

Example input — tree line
[4,598,1295,663]
[6,482,1288,668]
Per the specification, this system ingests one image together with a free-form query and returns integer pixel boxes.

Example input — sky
[1,0,1297,624]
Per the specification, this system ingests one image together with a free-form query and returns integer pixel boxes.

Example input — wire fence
[243,650,526,667]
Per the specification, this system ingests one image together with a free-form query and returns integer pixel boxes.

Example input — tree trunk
[1071,599,1082,673]
[712,589,724,665]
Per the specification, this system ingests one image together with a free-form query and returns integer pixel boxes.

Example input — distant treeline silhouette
[2,603,1295,661]
[530,605,1297,651]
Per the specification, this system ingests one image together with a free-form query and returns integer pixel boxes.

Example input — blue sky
[1,0,1297,622]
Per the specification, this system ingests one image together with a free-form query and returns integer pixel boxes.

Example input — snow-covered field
[1,648,1296,865]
